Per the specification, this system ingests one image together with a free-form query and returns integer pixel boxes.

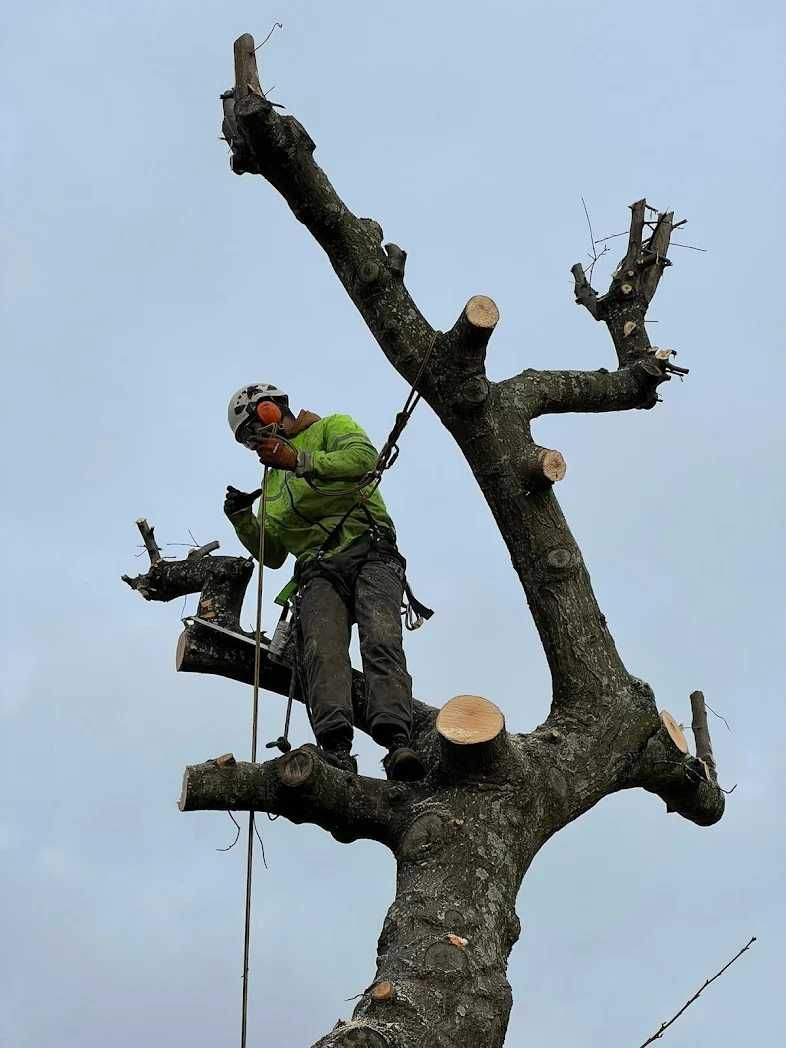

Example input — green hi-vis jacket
[228,413,396,604]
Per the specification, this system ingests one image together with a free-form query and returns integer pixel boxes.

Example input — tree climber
[224,383,427,781]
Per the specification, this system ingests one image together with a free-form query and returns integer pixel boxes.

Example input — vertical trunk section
[319,790,531,1048]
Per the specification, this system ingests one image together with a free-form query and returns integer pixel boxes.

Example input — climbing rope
[240,463,269,1048]
[297,328,441,498]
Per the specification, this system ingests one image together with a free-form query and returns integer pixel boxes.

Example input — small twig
[670,242,707,252]
[252,814,268,869]
[581,196,604,283]
[637,936,756,1047]
[254,21,283,51]
[594,230,628,244]
[216,811,242,852]
[705,703,731,731]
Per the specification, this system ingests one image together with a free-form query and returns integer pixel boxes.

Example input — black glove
[224,485,262,516]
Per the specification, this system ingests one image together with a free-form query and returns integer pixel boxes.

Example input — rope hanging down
[240,463,269,1048]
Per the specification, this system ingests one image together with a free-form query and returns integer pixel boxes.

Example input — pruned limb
[223,47,437,391]
[436,694,508,775]
[635,725,725,826]
[505,360,669,418]
[179,747,407,845]
[187,539,220,560]
[177,618,437,746]
[521,445,566,489]
[233,32,262,102]
[641,210,674,303]
[446,295,500,368]
[122,547,252,624]
[690,690,718,782]
[625,198,647,266]
[135,518,161,565]
[571,263,601,319]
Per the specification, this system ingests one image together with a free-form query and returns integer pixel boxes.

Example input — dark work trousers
[296,542,413,746]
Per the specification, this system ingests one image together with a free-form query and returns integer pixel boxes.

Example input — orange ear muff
[256,400,282,426]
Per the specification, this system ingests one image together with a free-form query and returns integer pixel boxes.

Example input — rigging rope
[240,463,269,1048]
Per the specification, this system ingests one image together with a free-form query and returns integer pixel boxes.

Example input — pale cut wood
[371,981,395,1003]
[660,709,689,754]
[465,295,500,331]
[540,449,567,483]
[437,694,505,746]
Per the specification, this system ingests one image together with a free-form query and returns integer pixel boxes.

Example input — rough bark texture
[123,35,727,1048]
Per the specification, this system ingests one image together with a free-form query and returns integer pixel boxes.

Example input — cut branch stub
[659,709,689,754]
[521,445,566,489]
[436,694,507,774]
[690,690,718,782]
[449,295,499,367]
[233,33,262,102]
[135,518,161,565]
[370,981,395,1004]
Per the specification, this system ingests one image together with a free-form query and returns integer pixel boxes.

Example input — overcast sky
[3,2,784,1045]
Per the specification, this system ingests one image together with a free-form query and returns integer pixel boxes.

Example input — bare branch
[135,518,162,565]
[641,210,674,303]
[186,539,221,560]
[638,937,756,1047]
[635,724,725,826]
[504,361,669,417]
[690,689,718,782]
[571,262,601,319]
[625,197,647,265]
[179,747,408,845]
[224,42,437,388]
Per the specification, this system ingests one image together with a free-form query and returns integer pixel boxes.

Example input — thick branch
[122,551,252,619]
[180,747,406,844]
[228,68,436,389]
[505,361,669,417]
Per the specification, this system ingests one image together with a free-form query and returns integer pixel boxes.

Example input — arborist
[224,383,427,781]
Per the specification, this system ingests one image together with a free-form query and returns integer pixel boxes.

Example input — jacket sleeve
[302,414,379,481]
[227,507,288,568]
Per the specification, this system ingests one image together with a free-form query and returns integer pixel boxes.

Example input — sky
[2,1,784,1045]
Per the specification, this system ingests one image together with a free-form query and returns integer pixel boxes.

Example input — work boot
[317,731,358,775]
[382,734,426,782]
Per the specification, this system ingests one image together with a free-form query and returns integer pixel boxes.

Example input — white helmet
[227,383,288,438]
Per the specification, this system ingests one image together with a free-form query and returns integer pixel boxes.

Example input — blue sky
[2,2,784,1045]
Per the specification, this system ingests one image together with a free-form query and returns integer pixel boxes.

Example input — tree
[123,34,726,1048]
